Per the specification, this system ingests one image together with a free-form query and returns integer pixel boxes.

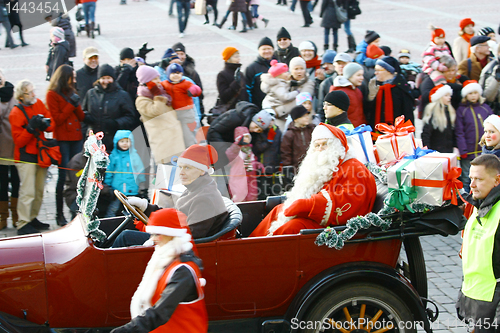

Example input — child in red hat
[422,25,452,75]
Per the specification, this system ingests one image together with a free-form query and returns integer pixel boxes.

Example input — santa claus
[111,208,208,333]
[250,123,377,236]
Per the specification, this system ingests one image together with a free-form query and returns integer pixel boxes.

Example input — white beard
[130,234,193,318]
[267,138,346,235]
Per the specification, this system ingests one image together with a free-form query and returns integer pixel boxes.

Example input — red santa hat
[311,123,349,153]
[430,84,453,103]
[146,208,189,237]
[461,80,483,98]
[177,144,218,175]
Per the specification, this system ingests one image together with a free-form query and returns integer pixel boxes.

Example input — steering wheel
[114,190,149,225]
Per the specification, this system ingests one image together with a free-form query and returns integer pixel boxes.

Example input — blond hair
[423,100,456,132]
[14,79,33,101]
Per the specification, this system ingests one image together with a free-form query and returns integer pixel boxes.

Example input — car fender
[285,262,432,333]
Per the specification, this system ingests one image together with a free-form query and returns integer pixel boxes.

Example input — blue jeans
[176,0,190,33]
[82,2,96,25]
[290,0,297,11]
[343,19,352,36]
[459,158,471,194]
[169,0,175,14]
[112,230,150,248]
[251,4,258,18]
[56,140,83,195]
[324,27,338,46]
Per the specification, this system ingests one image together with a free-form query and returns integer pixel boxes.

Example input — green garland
[365,162,387,184]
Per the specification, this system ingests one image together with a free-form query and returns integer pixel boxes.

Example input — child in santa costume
[110,208,208,333]
[250,123,377,236]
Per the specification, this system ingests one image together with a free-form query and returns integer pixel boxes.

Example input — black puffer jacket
[274,44,301,67]
[76,64,99,99]
[216,62,247,109]
[245,56,273,109]
[82,82,136,152]
[320,0,341,29]
[207,101,259,168]
[46,40,71,80]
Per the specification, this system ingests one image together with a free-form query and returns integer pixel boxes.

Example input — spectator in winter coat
[453,18,475,65]
[421,84,456,153]
[46,27,71,81]
[355,30,380,68]
[46,64,85,226]
[319,0,342,52]
[331,62,366,127]
[458,36,493,82]
[281,105,314,171]
[161,63,202,148]
[245,37,275,109]
[398,49,422,97]
[9,79,54,235]
[48,12,76,58]
[323,90,352,129]
[115,48,140,124]
[366,56,414,127]
[455,80,492,192]
[274,27,301,66]
[135,65,185,164]
[216,47,247,111]
[299,41,322,79]
[478,26,498,55]
[421,25,452,75]
[480,44,500,110]
[82,64,137,153]
[76,47,99,100]
[480,115,500,158]
[317,52,352,120]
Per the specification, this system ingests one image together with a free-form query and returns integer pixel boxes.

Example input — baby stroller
[75,4,101,38]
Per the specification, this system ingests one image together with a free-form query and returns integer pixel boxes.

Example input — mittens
[146,81,162,96]
[437,63,448,72]
[283,193,329,224]
[188,85,202,97]
[267,127,277,142]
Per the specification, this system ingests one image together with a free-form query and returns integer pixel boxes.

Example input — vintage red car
[0,185,464,333]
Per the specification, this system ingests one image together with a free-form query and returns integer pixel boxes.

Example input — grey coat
[320,0,341,29]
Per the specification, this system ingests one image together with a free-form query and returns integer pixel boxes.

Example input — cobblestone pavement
[1,0,499,331]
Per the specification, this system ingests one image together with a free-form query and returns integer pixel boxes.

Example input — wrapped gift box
[386,159,417,210]
[413,152,458,206]
[341,125,377,164]
[375,134,416,165]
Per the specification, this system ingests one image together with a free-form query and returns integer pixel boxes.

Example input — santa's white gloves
[128,197,148,212]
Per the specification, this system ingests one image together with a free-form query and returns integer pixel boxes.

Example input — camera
[38,114,51,128]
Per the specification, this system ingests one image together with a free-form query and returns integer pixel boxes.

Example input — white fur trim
[177,157,209,172]
[461,82,483,98]
[320,189,333,226]
[311,125,334,142]
[146,225,187,237]
[484,115,500,132]
[199,278,206,287]
[430,84,453,102]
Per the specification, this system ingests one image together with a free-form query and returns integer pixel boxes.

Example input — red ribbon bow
[443,167,465,205]
[91,143,108,156]
[88,177,104,190]
[375,115,416,161]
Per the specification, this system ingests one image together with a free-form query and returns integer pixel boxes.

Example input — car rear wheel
[300,283,416,333]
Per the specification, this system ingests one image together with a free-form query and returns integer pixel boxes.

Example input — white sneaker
[179,33,184,38]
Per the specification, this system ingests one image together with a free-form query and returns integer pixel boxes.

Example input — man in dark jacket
[115,48,139,107]
[82,64,136,153]
[458,36,493,82]
[76,47,99,99]
[365,56,414,126]
[274,27,300,66]
[245,37,275,109]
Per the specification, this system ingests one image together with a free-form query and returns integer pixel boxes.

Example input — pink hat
[136,65,160,84]
[268,59,288,78]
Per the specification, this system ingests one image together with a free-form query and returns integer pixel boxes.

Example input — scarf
[0,82,14,103]
[375,83,395,125]
[462,33,473,58]
[305,55,322,70]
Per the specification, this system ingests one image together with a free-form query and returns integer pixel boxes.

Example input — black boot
[346,35,356,53]
[85,24,90,37]
[239,20,247,33]
[333,44,338,52]
[90,22,95,39]
[216,16,227,29]
[56,191,68,226]
[19,30,28,47]
[323,44,329,52]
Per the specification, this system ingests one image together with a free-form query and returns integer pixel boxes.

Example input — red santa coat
[150,260,208,333]
[250,158,377,236]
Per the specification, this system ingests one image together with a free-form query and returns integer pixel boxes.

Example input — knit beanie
[120,47,135,60]
[252,110,273,130]
[342,63,363,80]
[461,80,483,97]
[172,42,186,53]
[459,18,475,30]
[484,115,500,132]
[429,84,453,102]
[258,37,274,49]
[296,92,312,105]
[298,40,315,51]
[136,65,159,84]
[290,105,308,120]
[277,27,291,40]
[321,50,337,65]
[430,25,446,43]
[163,48,179,60]
[324,90,350,111]
[376,56,400,74]
[268,60,288,78]
[50,27,65,40]
[398,49,411,59]
[478,27,495,36]
[364,30,380,44]
[380,46,392,56]
[222,47,238,61]
[289,56,306,69]
[166,63,184,81]
[366,44,384,59]
[98,64,116,79]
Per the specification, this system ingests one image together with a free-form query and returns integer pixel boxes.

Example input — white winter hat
[484,115,500,132]
[289,56,306,69]
[461,80,483,98]
[298,40,315,51]
[430,84,453,103]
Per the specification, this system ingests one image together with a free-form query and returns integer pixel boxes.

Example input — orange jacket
[9,99,54,162]
[161,79,200,111]
[46,90,85,142]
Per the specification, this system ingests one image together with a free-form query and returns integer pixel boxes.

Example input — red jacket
[331,85,367,127]
[9,99,55,162]
[46,90,85,141]
[160,79,201,111]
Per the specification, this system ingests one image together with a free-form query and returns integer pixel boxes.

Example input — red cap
[366,44,384,59]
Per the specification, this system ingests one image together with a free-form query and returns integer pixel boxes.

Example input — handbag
[194,0,206,15]
[17,104,62,168]
[347,0,361,18]
[333,0,348,23]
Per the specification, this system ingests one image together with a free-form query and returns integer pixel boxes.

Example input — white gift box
[375,133,416,165]
[387,159,417,190]
[346,131,377,164]
[413,152,458,206]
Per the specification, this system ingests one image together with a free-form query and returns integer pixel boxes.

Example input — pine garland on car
[75,131,109,241]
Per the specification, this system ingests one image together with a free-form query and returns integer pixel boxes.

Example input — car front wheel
[300,283,417,333]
